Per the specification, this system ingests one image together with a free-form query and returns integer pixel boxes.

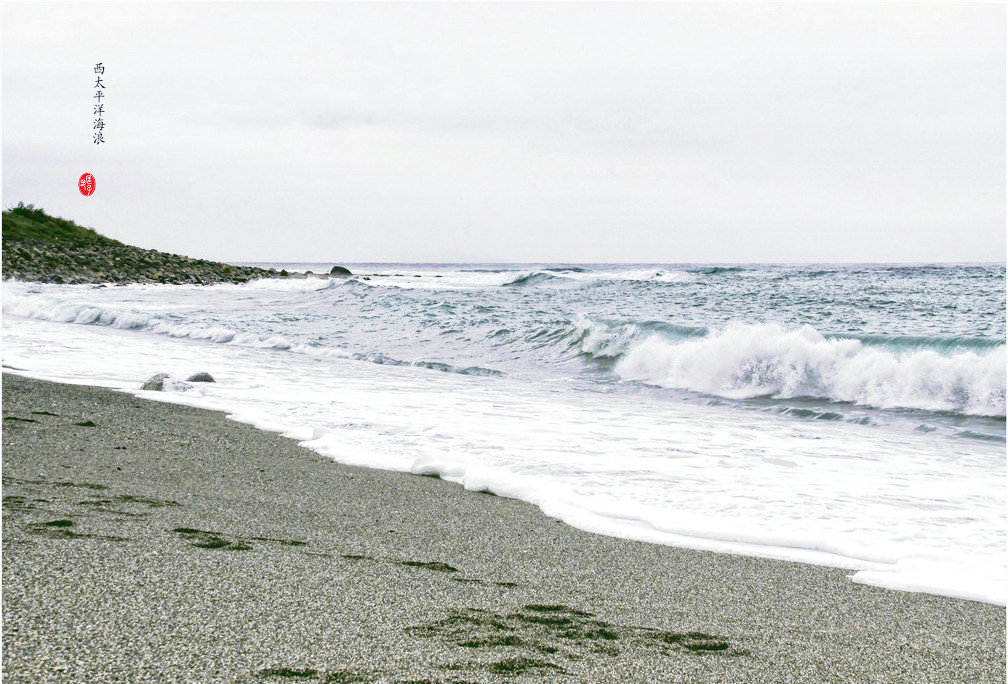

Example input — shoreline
[2,373,1005,682]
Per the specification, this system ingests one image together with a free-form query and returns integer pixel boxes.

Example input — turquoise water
[8,263,1006,439]
[233,263,1007,439]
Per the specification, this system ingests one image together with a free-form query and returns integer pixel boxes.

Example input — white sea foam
[585,268,694,283]
[3,271,1005,605]
[330,267,697,290]
[500,269,696,287]
[2,288,511,377]
[6,287,1005,418]
[231,276,344,292]
[2,290,297,350]
[615,323,1007,416]
[3,311,1004,606]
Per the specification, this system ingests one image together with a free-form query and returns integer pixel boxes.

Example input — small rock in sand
[141,373,170,391]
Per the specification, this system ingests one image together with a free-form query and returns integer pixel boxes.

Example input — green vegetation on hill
[3,203,115,246]
[2,203,279,285]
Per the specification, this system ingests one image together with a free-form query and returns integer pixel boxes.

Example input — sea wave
[226,275,347,292]
[614,323,1006,417]
[502,271,563,287]
[2,291,502,378]
[830,332,1004,354]
[687,266,750,275]
[3,292,298,349]
[348,351,503,377]
[567,315,707,361]
[6,286,1005,417]
[501,269,694,288]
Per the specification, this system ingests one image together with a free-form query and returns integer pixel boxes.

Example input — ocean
[3,263,1005,605]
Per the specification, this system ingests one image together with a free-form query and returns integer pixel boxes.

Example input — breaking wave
[501,269,694,287]
[565,315,707,362]
[614,323,1006,417]
[1,292,502,379]
[5,285,1004,417]
[502,271,563,287]
[3,292,293,349]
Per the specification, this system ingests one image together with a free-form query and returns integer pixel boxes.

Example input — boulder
[186,372,215,383]
[329,265,352,276]
[140,373,193,392]
[141,373,170,391]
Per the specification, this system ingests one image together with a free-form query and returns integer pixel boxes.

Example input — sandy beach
[1,373,1003,682]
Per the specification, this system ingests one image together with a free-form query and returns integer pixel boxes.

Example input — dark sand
[2,373,1004,682]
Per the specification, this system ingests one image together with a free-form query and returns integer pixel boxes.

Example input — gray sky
[3,1,1005,263]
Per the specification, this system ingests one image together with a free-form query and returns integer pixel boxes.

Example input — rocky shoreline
[2,204,339,285]
[4,239,280,285]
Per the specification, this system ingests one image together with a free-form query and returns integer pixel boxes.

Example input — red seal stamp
[78,173,95,196]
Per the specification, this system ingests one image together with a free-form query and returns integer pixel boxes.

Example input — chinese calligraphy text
[93,62,105,144]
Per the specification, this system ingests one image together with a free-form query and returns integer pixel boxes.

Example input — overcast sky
[3,2,1004,263]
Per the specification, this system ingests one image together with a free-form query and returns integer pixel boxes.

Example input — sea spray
[615,323,1006,416]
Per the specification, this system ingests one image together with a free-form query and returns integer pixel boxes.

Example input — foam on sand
[4,313,1004,606]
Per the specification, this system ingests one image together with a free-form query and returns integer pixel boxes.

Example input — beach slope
[2,374,1004,682]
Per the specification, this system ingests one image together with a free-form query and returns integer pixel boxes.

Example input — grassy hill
[2,204,115,246]
[2,203,279,285]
